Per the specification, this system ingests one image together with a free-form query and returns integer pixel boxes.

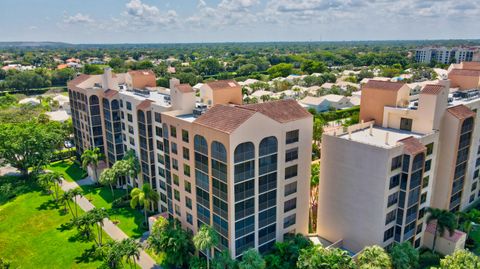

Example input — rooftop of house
[363,80,406,91]
[337,125,424,149]
[205,80,240,90]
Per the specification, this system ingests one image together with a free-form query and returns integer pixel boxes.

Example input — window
[175,204,181,216]
[172,158,178,170]
[126,101,132,110]
[170,126,177,138]
[425,160,432,172]
[259,207,276,227]
[213,178,228,201]
[474,169,479,179]
[422,176,429,189]
[212,141,227,162]
[259,190,277,211]
[285,182,297,196]
[174,189,180,202]
[187,213,193,225]
[420,192,427,204]
[129,137,135,146]
[185,181,191,193]
[284,198,297,213]
[235,198,254,219]
[472,182,477,192]
[171,142,178,155]
[259,136,278,156]
[182,130,189,143]
[127,113,133,122]
[384,227,394,242]
[183,147,190,160]
[235,179,255,201]
[385,210,396,225]
[389,174,400,189]
[286,130,299,144]
[184,164,191,177]
[194,135,208,155]
[426,143,434,155]
[387,192,398,207]
[128,125,134,134]
[154,112,161,123]
[283,214,296,228]
[234,142,254,163]
[285,165,298,179]
[285,148,298,162]
[155,126,163,137]
[391,155,402,171]
[173,174,179,186]
[400,118,413,131]
[259,173,276,193]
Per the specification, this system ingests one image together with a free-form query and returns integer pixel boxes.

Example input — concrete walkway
[61,178,159,269]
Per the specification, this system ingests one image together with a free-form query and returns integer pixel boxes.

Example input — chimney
[169,78,180,90]
[102,67,115,91]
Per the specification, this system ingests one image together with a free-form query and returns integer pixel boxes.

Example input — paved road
[61,178,160,269]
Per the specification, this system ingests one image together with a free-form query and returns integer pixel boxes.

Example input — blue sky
[1,0,479,43]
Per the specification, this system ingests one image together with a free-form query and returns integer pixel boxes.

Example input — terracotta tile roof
[206,80,240,90]
[194,105,256,134]
[421,84,445,95]
[398,136,426,155]
[68,74,90,86]
[426,222,465,243]
[363,80,405,91]
[461,61,480,71]
[104,89,118,99]
[176,84,194,93]
[137,99,153,110]
[239,99,312,123]
[448,69,480,77]
[128,70,155,77]
[447,105,476,120]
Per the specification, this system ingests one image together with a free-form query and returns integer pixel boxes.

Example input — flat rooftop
[176,114,196,123]
[120,89,171,108]
[338,126,423,148]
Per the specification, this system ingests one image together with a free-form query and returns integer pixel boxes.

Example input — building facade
[317,77,480,254]
[415,47,480,64]
[68,68,313,258]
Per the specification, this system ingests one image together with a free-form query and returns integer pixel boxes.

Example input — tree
[99,168,117,199]
[83,64,103,75]
[0,257,11,269]
[195,58,223,76]
[297,245,356,269]
[357,245,392,269]
[310,163,320,231]
[237,64,258,76]
[38,171,62,202]
[301,60,327,74]
[81,148,102,182]
[264,234,312,269]
[121,238,141,268]
[193,225,219,269]
[456,209,480,236]
[212,250,237,269]
[90,208,108,246]
[0,121,64,177]
[439,249,480,269]
[267,63,293,78]
[389,242,419,269]
[70,188,82,218]
[238,249,265,269]
[97,240,125,269]
[148,218,194,268]
[313,118,324,146]
[123,150,141,188]
[426,208,457,253]
[60,189,75,217]
[130,183,159,226]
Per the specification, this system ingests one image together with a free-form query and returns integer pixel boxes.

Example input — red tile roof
[176,84,194,93]
[239,99,312,123]
[68,74,90,87]
[104,89,118,99]
[448,69,480,77]
[137,99,153,110]
[421,84,445,95]
[426,222,465,243]
[363,80,405,91]
[194,105,256,134]
[447,105,476,120]
[398,136,426,155]
[128,70,155,77]
[206,80,240,90]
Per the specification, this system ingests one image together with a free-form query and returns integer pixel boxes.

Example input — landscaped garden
[45,159,87,182]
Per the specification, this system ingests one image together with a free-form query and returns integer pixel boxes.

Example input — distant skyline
[1,0,479,44]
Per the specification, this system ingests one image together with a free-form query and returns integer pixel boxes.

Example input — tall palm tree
[193,225,219,269]
[38,171,63,202]
[90,208,109,246]
[81,148,102,182]
[123,150,141,188]
[70,188,82,218]
[61,189,75,217]
[99,168,117,199]
[130,183,159,227]
[457,209,480,236]
[121,238,141,268]
[426,207,457,253]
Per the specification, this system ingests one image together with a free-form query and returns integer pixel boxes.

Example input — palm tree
[123,150,141,189]
[121,238,141,268]
[70,188,82,218]
[90,208,109,246]
[457,209,480,236]
[130,183,159,227]
[38,171,63,202]
[193,225,219,269]
[99,168,117,199]
[81,148,102,182]
[61,189,75,217]
[238,249,266,269]
[426,207,457,253]
[310,162,320,232]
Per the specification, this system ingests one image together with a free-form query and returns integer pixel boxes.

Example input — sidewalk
[61,178,160,269]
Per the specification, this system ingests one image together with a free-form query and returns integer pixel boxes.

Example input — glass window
[259,190,277,211]
[173,174,179,186]
[170,126,177,138]
[400,118,413,131]
[171,142,178,154]
[259,207,276,227]
[194,135,208,155]
[185,181,192,193]
[285,165,298,180]
[389,174,400,189]
[154,112,162,123]
[234,160,255,183]
[284,197,296,213]
[259,154,277,175]
[234,142,255,163]
[127,113,133,122]
[387,192,398,207]
[184,164,191,177]
[213,178,228,201]
[425,159,432,172]
[182,130,189,143]
[286,130,299,144]
[196,170,209,191]
[235,198,254,219]
[385,209,396,225]
[259,136,278,156]
[391,155,402,171]
[235,179,254,201]
[426,143,434,155]
[183,147,190,160]
[211,141,227,163]
[259,172,277,194]
[285,182,297,196]
[126,101,132,110]
[174,189,180,202]
[283,214,296,228]
[285,148,298,162]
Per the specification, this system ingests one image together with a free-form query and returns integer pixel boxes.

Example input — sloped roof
[398,136,426,155]
[137,99,153,110]
[206,80,240,90]
[104,89,119,99]
[421,84,445,95]
[363,80,405,91]
[447,105,476,120]
[426,222,465,243]
[239,99,312,123]
[176,84,194,93]
[194,105,256,134]
[68,74,91,86]
[128,70,155,77]
[301,96,325,106]
[448,69,480,77]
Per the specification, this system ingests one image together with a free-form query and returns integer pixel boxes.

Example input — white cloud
[63,13,94,24]
[122,0,178,29]
[187,0,261,28]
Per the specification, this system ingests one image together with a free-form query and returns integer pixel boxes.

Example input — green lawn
[45,159,87,182]
[80,185,148,238]
[0,177,103,268]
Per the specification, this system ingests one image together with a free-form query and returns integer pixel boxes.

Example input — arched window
[89,95,99,105]
[234,142,255,163]
[211,141,227,162]
[194,135,208,155]
[259,136,278,156]
[102,98,110,109]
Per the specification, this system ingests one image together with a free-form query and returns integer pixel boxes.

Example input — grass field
[45,159,87,182]
[0,177,103,268]
[80,185,148,238]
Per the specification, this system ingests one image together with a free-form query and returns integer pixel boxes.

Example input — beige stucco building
[318,77,480,253]
[68,68,313,258]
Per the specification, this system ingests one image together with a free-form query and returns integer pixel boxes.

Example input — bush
[112,195,130,208]
[465,237,477,250]
[0,183,15,201]
[419,251,441,268]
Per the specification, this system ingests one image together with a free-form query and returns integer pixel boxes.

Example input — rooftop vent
[193,107,208,118]
[133,88,150,97]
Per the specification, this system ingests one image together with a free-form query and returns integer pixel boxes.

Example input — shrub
[419,251,441,268]
[112,195,130,208]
